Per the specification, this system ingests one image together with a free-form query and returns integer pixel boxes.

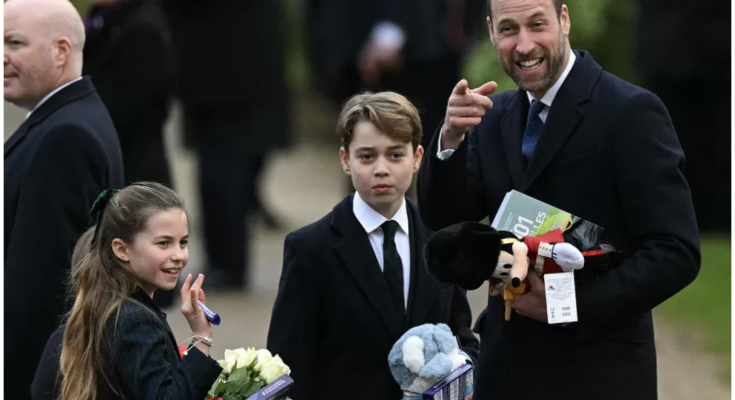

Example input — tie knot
[382,220,399,240]
[528,100,545,120]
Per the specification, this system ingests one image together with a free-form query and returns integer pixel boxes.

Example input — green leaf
[214,380,229,396]
[222,394,239,400]
[240,380,264,398]
[227,366,251,383]
[227,381,252,395]
[208,379,221,398]
[226,377,251,395]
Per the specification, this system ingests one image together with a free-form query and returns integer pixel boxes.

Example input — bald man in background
[4,0,124,396]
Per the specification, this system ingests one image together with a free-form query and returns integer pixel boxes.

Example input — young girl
[40,182,222,400]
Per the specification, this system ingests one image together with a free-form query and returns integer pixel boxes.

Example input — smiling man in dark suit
[267,92,479,400]
[417,0,701,399]
[4,0,124,397]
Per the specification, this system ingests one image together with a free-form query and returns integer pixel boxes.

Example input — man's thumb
[473,81,498,96]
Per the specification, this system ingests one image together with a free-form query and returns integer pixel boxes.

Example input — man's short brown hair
[337,91,422,151]
[487,0,563,21]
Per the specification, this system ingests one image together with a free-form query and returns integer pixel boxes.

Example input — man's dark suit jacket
[30,289,222,400]
[4,77,125,398]
[267,194,479,400]
[417,50,701,400]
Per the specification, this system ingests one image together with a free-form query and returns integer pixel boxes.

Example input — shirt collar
[352,193,409,236]
[526,50,576,107]
[27,76,83,119]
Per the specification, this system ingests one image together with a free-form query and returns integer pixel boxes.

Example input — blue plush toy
[388,323,471,395]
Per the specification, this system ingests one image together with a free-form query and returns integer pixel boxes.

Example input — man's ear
[111,238,130,262]
[487,17,496,47]
[560,5,571,36]
[413,145,424,173]
[54,37,73,68]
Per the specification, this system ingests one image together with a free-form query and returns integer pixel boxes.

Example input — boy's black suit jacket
[267,194,479,400]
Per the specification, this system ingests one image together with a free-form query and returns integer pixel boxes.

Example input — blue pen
[198,300,221,325]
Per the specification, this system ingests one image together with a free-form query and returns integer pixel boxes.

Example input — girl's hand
[180,273,212,337]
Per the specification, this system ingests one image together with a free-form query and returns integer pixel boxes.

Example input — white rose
[217,359,231,374]
[236,347,259,368]
[259,355,291,383]
[222,349,241,374]
[254,349,274,370]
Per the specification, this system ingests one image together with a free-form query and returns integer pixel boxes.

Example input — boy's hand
[442,79,497,150]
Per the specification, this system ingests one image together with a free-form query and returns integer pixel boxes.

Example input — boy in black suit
[267,92,478,400]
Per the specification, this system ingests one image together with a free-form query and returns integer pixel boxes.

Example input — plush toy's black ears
[423,222,508,290]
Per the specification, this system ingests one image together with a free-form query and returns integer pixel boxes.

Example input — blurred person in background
[83,0,177,307]
[83,0,174,190]
[636,0,731,234]
[162,0,292,291]
[4,0,125,396]
[306,0,486,151]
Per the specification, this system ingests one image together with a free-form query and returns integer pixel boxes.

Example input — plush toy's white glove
[539,242,584,271]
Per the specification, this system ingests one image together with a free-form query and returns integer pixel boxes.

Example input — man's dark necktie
[522,100,546,161]
[381,220,405,327]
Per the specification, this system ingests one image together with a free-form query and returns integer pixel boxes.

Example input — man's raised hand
[441,79,498,150]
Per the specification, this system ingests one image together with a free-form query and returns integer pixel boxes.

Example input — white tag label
[544,272,578,324]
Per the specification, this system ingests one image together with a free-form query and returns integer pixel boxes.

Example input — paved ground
[4,101,730,399]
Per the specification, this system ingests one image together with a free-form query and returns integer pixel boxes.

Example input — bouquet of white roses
[206,347,292,400]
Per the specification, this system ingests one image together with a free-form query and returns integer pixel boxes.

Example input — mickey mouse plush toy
[423,221,619,321]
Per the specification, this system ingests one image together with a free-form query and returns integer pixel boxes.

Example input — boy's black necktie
[382,220,405,326]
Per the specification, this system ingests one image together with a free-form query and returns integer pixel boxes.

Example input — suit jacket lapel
[523,50,602,190]
[4,77,96,158]
[405,201,438,327]
[500,90,529,189]
[132,290,179,357]
[522,86,582,190]
[331,195,401,338]
[4,121,30,158]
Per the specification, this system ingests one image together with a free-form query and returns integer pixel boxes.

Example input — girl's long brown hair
[60,182,186,400]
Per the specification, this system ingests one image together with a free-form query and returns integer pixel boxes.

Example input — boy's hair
[60,182,188,400]
[336,91,422,151]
